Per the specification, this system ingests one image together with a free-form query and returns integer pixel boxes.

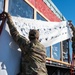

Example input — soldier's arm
[70,25,75,32]
[7,13,29,48]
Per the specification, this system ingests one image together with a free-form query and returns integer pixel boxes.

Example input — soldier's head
[29,29,39,41]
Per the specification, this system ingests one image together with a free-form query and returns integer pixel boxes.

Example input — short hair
[29,29,39,41]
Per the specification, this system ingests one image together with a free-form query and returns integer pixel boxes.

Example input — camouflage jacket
[70,25,75,42]
[70,24,75,35]
[69,24,75,54]
[7,14,48,75]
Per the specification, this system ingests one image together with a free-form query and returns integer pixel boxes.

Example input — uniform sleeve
[7,14,29,49]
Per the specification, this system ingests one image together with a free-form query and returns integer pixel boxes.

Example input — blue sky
[52,0,75,26]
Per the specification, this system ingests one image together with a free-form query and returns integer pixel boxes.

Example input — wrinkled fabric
[7,14,48,75]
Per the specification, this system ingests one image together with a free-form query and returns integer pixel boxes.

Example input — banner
[12,16,72,47]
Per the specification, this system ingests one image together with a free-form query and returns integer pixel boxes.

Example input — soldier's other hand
[68,21,73,27]
[2,12,11,19]
[0,12,7,20]
[3,12,7,17]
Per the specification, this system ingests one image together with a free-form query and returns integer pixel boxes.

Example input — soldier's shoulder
[38,42,45,49]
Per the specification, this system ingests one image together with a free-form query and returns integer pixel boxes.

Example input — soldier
[5,12,48,75]
[68,21,75,54]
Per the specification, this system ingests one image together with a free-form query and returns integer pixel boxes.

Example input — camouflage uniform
[69,23,75,54]
[7,13,48,75]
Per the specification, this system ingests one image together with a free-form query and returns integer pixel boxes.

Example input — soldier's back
[21,40,48,75]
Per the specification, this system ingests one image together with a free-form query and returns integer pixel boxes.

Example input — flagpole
[3,0,9,12]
